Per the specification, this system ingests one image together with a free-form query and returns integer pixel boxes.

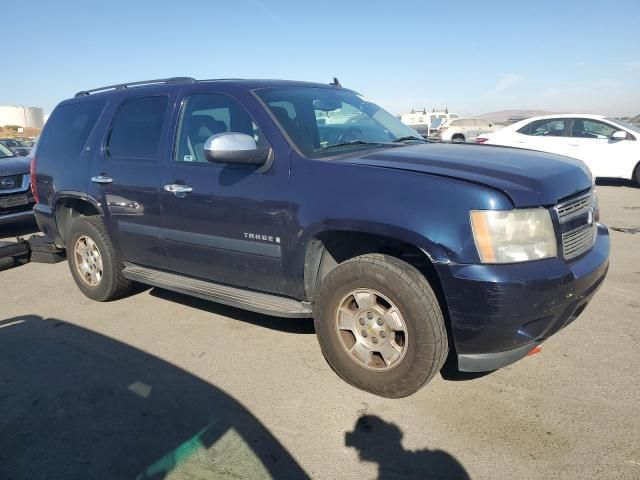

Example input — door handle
[164,184,193,195]
[569,144,580,147]
[91,175,113,184]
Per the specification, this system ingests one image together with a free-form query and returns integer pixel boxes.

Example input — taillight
[30,155,39,204]
[475,137,489,144]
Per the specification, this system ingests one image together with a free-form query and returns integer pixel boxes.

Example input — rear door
[88,93,176,269]
[159,87,292,296]
[513,118,570,156]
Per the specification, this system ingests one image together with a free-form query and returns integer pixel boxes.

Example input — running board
[122,263,313,318]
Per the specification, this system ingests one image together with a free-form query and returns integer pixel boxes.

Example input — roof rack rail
[74,77,196,97]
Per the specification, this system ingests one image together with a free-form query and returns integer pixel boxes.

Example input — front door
[160,89,291,296]
[566,118,636,178]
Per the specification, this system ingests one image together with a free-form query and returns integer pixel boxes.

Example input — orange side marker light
[527,345,542,356]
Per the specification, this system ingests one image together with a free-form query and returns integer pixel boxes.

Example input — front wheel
[451,135,465,143]
[634,162,640,187]
[314,254,448,398]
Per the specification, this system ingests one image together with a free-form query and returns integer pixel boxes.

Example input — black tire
[314,254,448,398]
[66,215,132,302]
[634,162,640,187]
[451,135,465,143]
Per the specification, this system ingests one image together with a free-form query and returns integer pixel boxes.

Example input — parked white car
[432,118,500,143]
[477,114,640,185]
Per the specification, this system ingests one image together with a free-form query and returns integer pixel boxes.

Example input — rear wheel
[314,254,448,398]
[452,134,465,143]
[67,215,132,301]
[633,162,640,187]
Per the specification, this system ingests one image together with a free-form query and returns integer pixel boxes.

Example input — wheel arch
[302,227,457,373]
[53,192,104,246]
[301,227,448,307]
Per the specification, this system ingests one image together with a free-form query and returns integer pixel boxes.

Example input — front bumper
[437,224,610,372]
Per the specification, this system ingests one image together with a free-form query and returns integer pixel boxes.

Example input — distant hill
[478,110,558,123]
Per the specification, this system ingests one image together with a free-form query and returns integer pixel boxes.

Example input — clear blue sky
[2,0,639,116]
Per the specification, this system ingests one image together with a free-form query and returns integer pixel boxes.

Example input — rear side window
[107,96,168,159]
[519,119,566,137]
[38,100,105,158]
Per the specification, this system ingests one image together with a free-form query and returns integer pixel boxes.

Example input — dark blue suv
[32,77,609,397]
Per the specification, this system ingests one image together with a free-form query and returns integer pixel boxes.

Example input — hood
[341,143,592,207]
[0,156,31,177]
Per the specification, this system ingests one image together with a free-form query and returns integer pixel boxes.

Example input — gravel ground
[0,182,638,480]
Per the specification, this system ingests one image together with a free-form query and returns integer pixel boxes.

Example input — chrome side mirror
[611,130,627,141]
[204,132,270,165]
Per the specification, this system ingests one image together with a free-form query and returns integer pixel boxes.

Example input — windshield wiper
[392,136,429,143]
[319,140,401,151]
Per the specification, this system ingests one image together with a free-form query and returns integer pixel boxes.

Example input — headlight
[470,209,557,263]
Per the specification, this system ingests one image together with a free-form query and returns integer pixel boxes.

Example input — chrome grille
[555,189,598,260]
[562,223,597,260]
[555,190,594,224]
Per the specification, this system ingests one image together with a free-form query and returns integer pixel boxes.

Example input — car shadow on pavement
[149,288,316,334]
[0,217,39,239]
[345,415,470,479]
[0,315,309,480]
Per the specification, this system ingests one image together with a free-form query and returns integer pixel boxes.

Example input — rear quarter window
[37,100,106,159]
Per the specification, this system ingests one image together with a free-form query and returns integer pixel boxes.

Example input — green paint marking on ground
[136,423,213,479]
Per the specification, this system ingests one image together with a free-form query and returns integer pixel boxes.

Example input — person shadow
[346,415,470,480]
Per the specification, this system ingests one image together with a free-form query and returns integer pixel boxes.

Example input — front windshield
[0,143,14,158]
[255,87,424,158]
[606,117,640,135]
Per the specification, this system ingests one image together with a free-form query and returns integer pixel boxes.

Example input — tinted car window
[0,143,13,158]
[571,119,616,139]
[448,120,461,127]
[519,119,566,137]
[107,96,168,159]
[474,119,490,127]
[38,100,106,159]
[175,93,268,163]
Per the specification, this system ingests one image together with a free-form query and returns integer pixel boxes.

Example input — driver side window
[570,119,616,139]
[175,93,268,163]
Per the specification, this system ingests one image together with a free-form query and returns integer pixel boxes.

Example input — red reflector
[527,345,542,356]
[475,137,489,144]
